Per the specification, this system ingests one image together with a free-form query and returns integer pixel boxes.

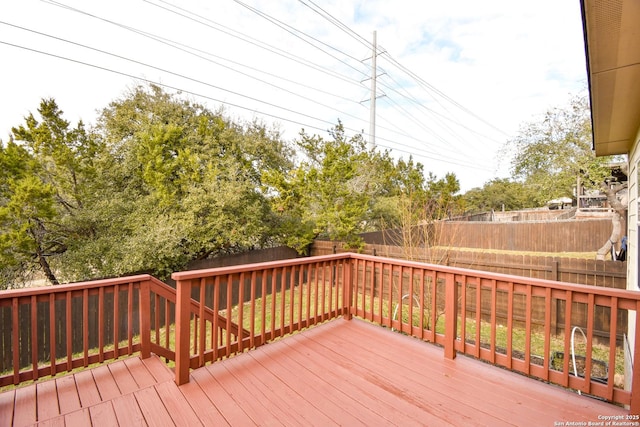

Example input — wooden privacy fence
[1,253,639,413]
[311,240,626,288]
[356,218,614,253]
[312,241,628,340]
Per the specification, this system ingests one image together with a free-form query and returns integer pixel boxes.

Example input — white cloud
[0,0,588,191]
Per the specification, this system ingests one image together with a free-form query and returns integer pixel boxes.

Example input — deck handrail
[1,253,639,413]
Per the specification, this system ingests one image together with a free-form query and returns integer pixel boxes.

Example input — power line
[0,21,374,132]
[141,0,366,88]
[231,0,368,76]
[25,1,500,171]
[1,38,491,170]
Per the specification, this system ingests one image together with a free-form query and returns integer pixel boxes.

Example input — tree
[263,122,428,252]
[57,84,292,280]
[462,178,537,213]
[506,91,625,260]
[0,99,97,287]
[507,92,613,207]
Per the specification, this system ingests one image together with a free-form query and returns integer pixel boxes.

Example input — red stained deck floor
[0,318,629,426]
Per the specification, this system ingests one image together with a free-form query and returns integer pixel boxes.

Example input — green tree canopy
[263,122,442,252]
[0,99,98,286]
[462,178,537,213]
[506,92,614,206]
[56,84,292,280]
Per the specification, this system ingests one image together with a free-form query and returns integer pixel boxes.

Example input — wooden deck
[0,318,630,426]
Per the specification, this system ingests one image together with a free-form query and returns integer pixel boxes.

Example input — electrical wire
[22,0,502,171]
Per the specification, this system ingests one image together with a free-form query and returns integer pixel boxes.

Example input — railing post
[175,279,192,385]
[630,302,640,414]
[343,258,353,320]
[444,272,457,359]
[139,280,151,359]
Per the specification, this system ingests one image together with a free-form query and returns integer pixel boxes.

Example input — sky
[0,0,588,192]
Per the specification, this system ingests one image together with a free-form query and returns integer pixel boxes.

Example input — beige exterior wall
[626,125,640,393]
[629,130,639,292]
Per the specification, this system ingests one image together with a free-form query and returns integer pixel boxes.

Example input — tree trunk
[596,181,627,261]
[596,211,622,260]
[35,243,59,285]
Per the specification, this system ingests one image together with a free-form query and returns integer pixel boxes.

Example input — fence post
[175,279,192,385]
[444,272,458,359]
[630,302,640,414]
[139,280,151,359]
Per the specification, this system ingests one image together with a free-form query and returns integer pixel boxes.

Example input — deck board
[107,359,139,395]
[74,369,101,408]
[248,343,371,426]
[191,366,257,426]
[223,354,329,426]
[36,380,60,421]
[91,364,121,401]
[0,389,14,427]
[11,386,35,427]
[88,401,119,426]
[133,386,173,427]
[0,318,631,426]
[55,375,81,415]
[111,394,147,427]
[123,357,156,389]
[175,379,229,426]
[154,380,203,426]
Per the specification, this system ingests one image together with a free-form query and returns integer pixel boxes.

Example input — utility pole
[368,30,377,151]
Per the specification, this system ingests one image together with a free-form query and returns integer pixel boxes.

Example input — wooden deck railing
[1,253,639,413]
[171,254,351,385]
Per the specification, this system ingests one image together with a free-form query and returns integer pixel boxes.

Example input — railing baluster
[139,281,151,359]
[113,285,119,360]
[226,274,233,357]
[474,279,481,358]
[606,297,618,400]
[271,269,277,338]
[320,262,326,321]
[31,295,38,380]
[98,287,105,363]
[280,267,286,332]
[239,272,245,351]
[419,269,425,340]
[305,264,313,327]
[83,288,89,367]
[66,291,72,371]
[49,293,56,376]
[127,282,133,355]
[543,287,551,380]
[524,284,532,375]
[260,272,267,340]
[212,276,219,360]
[251,271,257,348]
[387,264,394,329]
[288,267,294,334]
[198,278,206,367]
[562,290,573,387]
[408,267,414,335]
[459,277,467,353]
[12,297,19,384]
[582,293,594,394]
[490,279,497,364]
[506,282,513,370]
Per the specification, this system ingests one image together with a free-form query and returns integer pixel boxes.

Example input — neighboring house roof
[581,0,640,156]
